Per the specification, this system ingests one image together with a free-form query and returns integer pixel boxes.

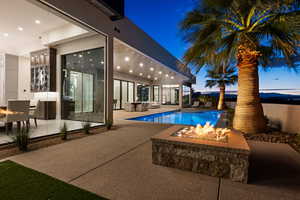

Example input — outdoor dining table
[130,102,142,111]
[0,105,34,132]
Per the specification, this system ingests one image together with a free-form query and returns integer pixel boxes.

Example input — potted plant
[82,122,91,134]
[60,122,68,140]
[13,126,30,151]
[106,119,113,130]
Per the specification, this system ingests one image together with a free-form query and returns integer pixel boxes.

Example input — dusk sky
[125,0,300,92]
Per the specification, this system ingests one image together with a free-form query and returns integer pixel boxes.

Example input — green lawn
[0,160,107,200]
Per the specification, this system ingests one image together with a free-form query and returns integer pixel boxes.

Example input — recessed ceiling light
[139,73,143,76]
[139,63,144,67]
[35,20,41,24]
[171,76,174,79]
[154,77,158,80]
[124,57,130,62]
[158,71,162,75]
[165,74,169,77]
[3,33,8,37]
[129,69,133,73]
[78,54,83,58]
[101,61,104,64]
[147,75,151,79]
[116,66,121,70]
[150,67,154,71]
[17,27,24,31]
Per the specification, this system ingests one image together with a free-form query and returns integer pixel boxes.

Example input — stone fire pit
[151,126,250,183]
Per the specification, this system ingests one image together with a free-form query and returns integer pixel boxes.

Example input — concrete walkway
[4,107,300,200]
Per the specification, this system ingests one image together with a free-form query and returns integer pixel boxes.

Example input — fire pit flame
[175,122,230,142]
[0,109,17,115]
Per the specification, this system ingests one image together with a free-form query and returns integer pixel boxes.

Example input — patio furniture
[204,102,212,108]
[124,103,135,112]
[29,100,41,128]
[113,99,118,110]
[192,101,200,108]
[136,103,148,112]
[148,102,160,109]
[0,100,30,134]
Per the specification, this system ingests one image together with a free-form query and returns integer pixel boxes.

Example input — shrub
[60,122,68,140]
[198,95,218,108]
[13,126,30,151]
[265,116,282,132]
[106,120,113,130]
[82,122,91,134]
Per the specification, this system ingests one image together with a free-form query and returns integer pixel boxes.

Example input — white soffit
[0,0,90,56]
[113,38,189,84]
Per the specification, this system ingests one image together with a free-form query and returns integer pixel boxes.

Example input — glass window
[0,0,106,143]
[122,81,128,104]
[162,85,179,105]
[114,80,121,110]
[153,86,160,102]
[128,82,134,103]
[62,48,105,123]
[183,85,191,106]
[114,79,134,109]
[137,85,150,102]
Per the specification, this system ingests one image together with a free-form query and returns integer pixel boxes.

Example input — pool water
[127,110,222,126]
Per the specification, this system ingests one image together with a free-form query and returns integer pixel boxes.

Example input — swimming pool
[127,110,222,126]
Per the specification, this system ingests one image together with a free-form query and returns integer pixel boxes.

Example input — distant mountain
[193,91,300,105]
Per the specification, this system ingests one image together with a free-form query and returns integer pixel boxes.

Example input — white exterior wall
[18,56,33,100]
[5,54,19,101]
[227,102,300,133]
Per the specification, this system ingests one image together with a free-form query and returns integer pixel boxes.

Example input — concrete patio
[2,107,300,200]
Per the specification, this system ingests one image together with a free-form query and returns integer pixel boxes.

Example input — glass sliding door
[62,48,104,122]
[113,80,121,110]
[69,71,83,113]
[69,71,94,113]
[128,82,134,103]
[153,85,160,103]
[83,73,94,112]
[182,85,191,106]
[137,84,150,102]
[122,81,128,104]
[113,79,134,109]
[162,85,179,105]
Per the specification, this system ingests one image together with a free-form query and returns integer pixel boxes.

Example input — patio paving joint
[67,139,150,184]
[217,178,221,200]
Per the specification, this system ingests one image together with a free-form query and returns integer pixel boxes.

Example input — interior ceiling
[0,0,73,56]
[0,0,187,84]
[113,39,187,84]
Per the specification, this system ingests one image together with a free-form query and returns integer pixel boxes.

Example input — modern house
[0,0,195,139]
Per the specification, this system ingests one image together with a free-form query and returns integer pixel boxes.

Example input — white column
[160,84,163,104]
[189,86,192,105]
[134,81,138,102]
[179,83,183,108]
[149,85,153,102]
[105,36,114,124]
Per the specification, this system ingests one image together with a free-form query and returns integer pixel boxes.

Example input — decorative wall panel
[30,48,56,92]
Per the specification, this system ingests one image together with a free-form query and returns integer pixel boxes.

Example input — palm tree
[180,0,300,133]
[205,66,238,110]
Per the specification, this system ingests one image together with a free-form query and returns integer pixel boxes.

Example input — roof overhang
[86,0,124,21]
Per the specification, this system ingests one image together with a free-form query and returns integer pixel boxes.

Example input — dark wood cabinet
[30,48,56,92]
[36,101,57,120]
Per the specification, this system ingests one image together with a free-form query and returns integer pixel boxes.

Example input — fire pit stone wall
[151,126,250,183]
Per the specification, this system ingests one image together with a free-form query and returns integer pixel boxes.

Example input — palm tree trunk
[233,45,266,133]
[218,85,225,110]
